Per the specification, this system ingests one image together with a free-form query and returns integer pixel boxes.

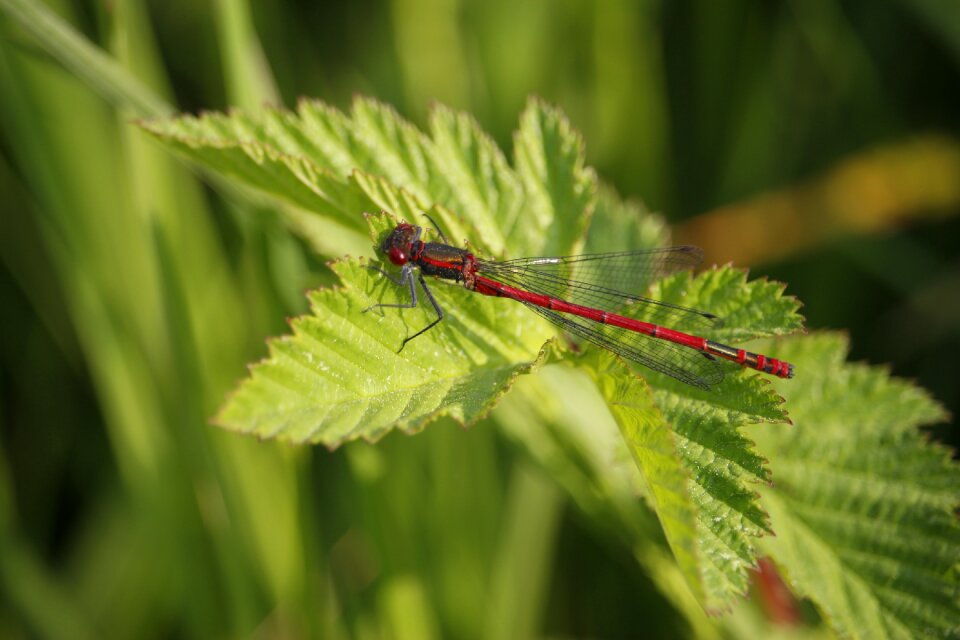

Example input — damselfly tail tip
[765,357,795,379]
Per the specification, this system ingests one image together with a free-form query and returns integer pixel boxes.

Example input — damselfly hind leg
[399,274,444,350]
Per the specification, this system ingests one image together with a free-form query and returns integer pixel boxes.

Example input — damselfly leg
[364,263,445,351]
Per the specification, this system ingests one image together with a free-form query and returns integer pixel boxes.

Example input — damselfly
[366,221,794,389]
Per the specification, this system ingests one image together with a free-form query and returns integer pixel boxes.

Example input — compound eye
[387,246,407,265]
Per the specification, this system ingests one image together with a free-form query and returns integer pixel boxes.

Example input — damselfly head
[381,223,420,266]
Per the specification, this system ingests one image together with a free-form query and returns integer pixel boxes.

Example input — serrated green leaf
[139,97,599,258]
[745,333,960,640]
[514,98,597,256]
[215,259,550,445]
[139,96,602,448]
[650,266,804,343]
[144,96,809,614]
[138,108,375,232]
[426,105,523,256]
[582,265,799,611]
[349,98,437,202]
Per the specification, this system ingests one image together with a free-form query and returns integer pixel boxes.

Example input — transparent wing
[477,246,714,331]
[476,246,727,388]
[488,246,703,293]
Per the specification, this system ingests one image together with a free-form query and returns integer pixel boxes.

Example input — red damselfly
[365,220,794,390]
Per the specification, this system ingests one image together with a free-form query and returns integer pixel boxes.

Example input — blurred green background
[1,0,957,638]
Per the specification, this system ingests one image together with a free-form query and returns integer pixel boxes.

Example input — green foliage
[140,95,960,634]
[139,98,592,259]
[215,255,549,444]
[583,267,799,611]
[2,1,957,634]
[146,100,800,609]
[749,333,960,639]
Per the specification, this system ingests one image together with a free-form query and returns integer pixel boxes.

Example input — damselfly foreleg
[365,264,445,352]
[363,264,418,313]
